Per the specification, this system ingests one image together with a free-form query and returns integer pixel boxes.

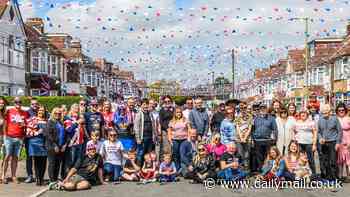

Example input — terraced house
[0,0,26,96]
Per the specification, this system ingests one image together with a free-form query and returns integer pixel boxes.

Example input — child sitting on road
[122,150,140,181]
[217,142,247,181]
[139,153,157,184]
[86,131,103,154]
[100,129,125,184]
[294,152,312,183]
[159,153,179,185]
[257,146,286,181]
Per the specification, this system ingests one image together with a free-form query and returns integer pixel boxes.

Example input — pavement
[0,161,48,197]
[1,161,350,197]
[42,180,350,197]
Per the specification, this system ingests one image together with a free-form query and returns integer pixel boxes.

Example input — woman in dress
[336,103,350,181]
[26,106,48,185]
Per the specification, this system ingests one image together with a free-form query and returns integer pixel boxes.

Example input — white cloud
[19,0,350,86]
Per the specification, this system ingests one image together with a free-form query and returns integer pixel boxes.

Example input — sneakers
[24,176,34,183]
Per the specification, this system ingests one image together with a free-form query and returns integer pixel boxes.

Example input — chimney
[71,40,81,53]
[26,18,44,34]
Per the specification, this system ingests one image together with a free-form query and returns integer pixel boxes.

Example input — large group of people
[0,95,349,191]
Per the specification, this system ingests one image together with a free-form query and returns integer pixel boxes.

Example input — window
[49,56,58,76]
[7,35,14,65]
[0,86,9,96]
[14,51,23,67]
[344,57,349,78]
[31,89,40,96]
[50,91,58,96]
[317,67,324,85]
[39,51,47,73]
[31,50,39,72]
[0,37,4,63]
[9,7,14,21]
[335,59,342,80]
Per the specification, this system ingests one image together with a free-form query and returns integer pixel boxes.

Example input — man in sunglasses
[84,99,105,139]
[60,143,106,191]
[183,98,194,121]
[159,96,174,159]
[2,97,29,184]
[210,103,226,134]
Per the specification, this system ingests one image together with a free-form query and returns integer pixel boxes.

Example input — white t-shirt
[100,140,124,165]
[293,120,316,145]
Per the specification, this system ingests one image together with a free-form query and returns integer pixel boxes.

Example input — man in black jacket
[210,103,225,134]
[159,96,174,159]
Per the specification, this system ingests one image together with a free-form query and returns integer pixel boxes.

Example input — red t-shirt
[6,108,29,138]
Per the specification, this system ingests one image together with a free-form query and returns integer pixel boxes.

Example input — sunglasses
[14,101,22,104]
[164,100,171,103]
[198,148,205,152]
[109,134,117,137]
[281,111,287,114]
[338,109,345,112]
[91,104,98,107]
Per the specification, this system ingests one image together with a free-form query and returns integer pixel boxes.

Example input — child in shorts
[138,153,157,184]
[122,150,140,181]
[159,154,178,184]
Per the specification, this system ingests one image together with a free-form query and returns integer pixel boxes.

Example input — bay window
[31,50,39,72]
[31,50,48,73]
[39,51,47,73]
[48,55,58,76]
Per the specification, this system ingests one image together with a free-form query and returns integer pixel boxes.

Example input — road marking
[29,187,49,197]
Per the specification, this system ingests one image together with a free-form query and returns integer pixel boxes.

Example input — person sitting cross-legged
[217,142,247,181]
[59,144,106,191]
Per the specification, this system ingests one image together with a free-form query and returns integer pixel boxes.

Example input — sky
[17,0,350,87]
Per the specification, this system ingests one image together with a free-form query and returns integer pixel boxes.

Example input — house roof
[24,24,64,57]
[0,0,9,18]
[330,35,350,60]
[287,49,305,72]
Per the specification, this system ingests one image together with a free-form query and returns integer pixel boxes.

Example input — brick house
[25,18,64,96]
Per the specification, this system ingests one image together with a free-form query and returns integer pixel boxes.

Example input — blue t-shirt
[84,112,104,135]
[56,121,65,147]
[220,119,236,145]
[160,162,176,173]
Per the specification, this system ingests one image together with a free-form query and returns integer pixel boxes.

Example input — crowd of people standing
[0,95,349,191]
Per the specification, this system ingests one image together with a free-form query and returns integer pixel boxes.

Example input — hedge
[149,94,189,106]
[3,96,82,112]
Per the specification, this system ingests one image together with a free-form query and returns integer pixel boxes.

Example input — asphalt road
[42,180,350,197]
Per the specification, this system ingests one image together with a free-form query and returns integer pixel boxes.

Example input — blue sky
[18,0,350,87]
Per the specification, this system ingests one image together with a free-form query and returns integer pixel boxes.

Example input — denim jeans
[104,163,122,181]
[137,137,155,165]
[4,137,23,157]
[159,174,176,182]
[71,144,83,167]
[217,168,247,181]
[24,138,33,177]
[172,139,186,171]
